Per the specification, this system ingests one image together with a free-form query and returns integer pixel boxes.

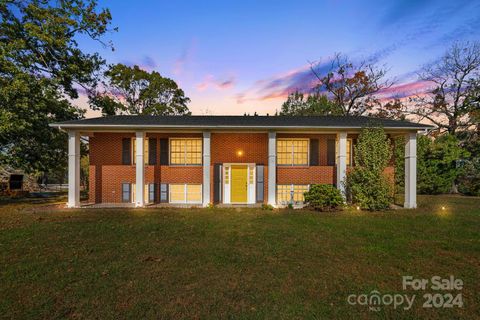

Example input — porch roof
[51,115,433,131]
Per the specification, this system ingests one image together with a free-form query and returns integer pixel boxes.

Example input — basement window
[276,184,309,205]
[169,184,202,204]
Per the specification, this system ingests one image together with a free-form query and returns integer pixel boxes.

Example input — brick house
[51,115,432,208]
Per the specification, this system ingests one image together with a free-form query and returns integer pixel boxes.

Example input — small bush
[261,204,274,211]
[304,184,344,211]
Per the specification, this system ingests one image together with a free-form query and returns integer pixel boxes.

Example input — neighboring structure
[50,115,432,208]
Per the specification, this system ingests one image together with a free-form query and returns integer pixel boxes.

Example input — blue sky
[80,0,480,116]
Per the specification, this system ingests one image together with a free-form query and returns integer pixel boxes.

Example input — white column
[268,131,276,206]
[336,132,347,196]
[67,130,80,208]
[404,132,417,209]
[202,131,211,207]
[135,131,145,207]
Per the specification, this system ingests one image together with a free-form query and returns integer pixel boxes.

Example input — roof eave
[49,123,433,131]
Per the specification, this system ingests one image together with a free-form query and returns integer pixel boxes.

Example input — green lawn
[1,195,479,319]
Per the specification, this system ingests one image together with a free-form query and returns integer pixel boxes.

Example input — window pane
[149,183,155,202]
[347,139,352,165]
[276,185,290,204]
[170,139,202,165]
[277,139,308,165]
[122,183,131,202]
[169,184,185,202]
[186,184,202,203]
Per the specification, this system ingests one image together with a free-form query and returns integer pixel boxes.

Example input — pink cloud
[196,74,236,91]
[174,38,197,76]
[377,80,433,100]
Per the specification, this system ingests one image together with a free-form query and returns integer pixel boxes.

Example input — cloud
[142,55,157,69]
[196,74,236,91]
[120,55,157,72]
[376,80,433,100]
[174,38,197,75]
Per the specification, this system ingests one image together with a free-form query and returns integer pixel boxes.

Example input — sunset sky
[79,0,480,116]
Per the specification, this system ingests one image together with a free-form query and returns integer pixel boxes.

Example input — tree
[394,135,469,194]
[346,126,393,210]
[0,0,113,173]
[89,64,191,116]
[310,53,392,116]
[279,91,343,116]
[406,41,480,135]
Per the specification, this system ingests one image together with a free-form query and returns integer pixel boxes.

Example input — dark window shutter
[122,138,131,165]
[213,164,222,203]
[148,138,157,165]
[327,139,336,166]
[160,183,168,203]
[160,139,168,165]
[256,165,264,203]
[309,139,319,166]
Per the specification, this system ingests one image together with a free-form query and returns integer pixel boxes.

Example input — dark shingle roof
[51,115,433,130]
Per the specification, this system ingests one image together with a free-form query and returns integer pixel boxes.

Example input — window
[277,139,308,166]
[132,138,149,165]
[148,183,155,203]
[169,184,202,204]
[170,139,202,165]
[277,184,309,205]
[122,183,131,202]
[335,138,353,166]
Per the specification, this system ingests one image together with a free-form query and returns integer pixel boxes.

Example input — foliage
[0,0,113,173]
[90,64,191,116]
[261,204,274,211]
[80,155,89,190]
[395,134,470,194]
[279,91,343,116]
[303,184,344,211]
[310,53,392,116]
[458,158,480,196]
[346,170,393,211]
[346,126,393,210]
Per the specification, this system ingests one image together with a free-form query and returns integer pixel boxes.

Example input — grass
[0,195,479,319]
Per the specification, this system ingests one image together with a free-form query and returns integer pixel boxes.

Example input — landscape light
[356,206,361,211]
[441,206,446,210]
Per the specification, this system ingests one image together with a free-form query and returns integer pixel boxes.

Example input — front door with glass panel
[230,165,248,203]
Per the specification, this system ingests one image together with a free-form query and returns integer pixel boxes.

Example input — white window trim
[168,137,203,166]
[276,138,310,166]
[168,183,203,204]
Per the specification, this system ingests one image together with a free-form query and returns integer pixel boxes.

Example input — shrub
[346,169,393,210]
[304,184,344,211]
[346,125,393,210]
[261,204,274,211]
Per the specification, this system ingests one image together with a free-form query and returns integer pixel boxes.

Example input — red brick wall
[89,132,202,203]
[210,133,269,203]
[276,134,337,185]
[89,132,393,204]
